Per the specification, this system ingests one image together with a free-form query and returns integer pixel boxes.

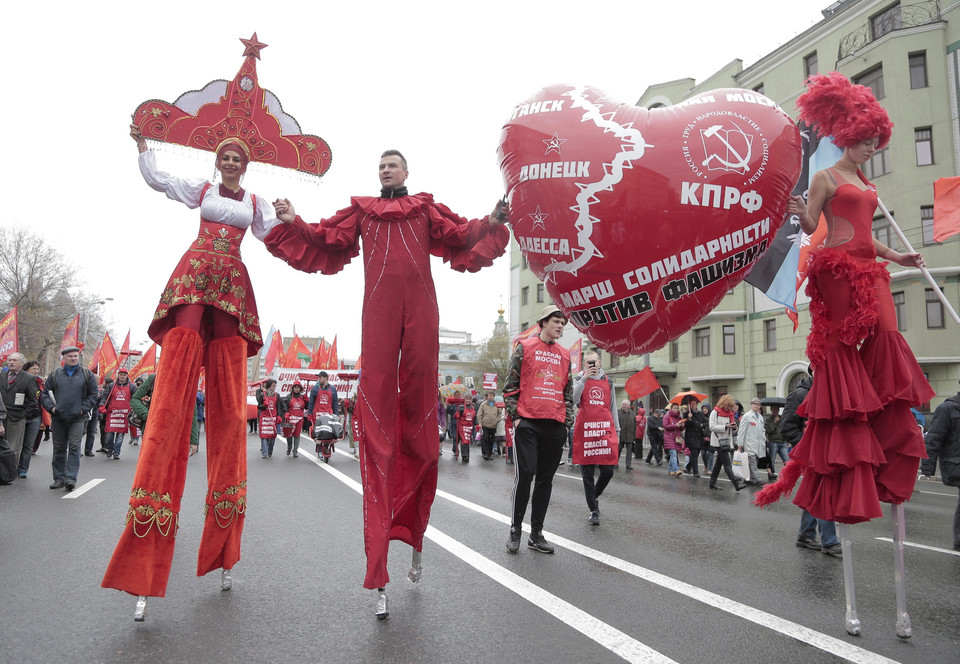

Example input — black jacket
[779,376,812,445]
[41,366,98,423]
[683,409,709,449]
[920,394,960,487]
[647,414,664,443]
[0,369,40,422]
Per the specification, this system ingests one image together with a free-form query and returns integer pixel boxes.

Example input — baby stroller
[313,413,344,463]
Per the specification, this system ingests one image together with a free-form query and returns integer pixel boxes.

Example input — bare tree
[0,226,104,368]
[467,333,511,389]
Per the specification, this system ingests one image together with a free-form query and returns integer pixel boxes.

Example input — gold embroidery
[125,488,177,538]
[207,481,248,529]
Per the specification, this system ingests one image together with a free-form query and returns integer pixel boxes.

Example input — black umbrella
[759,397,786,407]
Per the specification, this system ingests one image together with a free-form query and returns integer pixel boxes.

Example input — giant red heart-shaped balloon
[498,84,801,355]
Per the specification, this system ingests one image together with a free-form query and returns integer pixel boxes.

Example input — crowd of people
[0,350,152,489]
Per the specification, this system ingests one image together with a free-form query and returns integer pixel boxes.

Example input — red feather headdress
[796,72,893,149]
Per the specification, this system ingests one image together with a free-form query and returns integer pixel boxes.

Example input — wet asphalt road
[1,433,958,664]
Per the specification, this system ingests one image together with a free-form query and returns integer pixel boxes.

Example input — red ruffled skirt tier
[788,248,932,523]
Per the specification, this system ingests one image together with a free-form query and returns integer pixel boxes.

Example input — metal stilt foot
[221,569,232,591]
[408,550,422,583]
[839,523,861,635]
[375,588,389,620]
[892,504,912,639]
[134,595,147,622]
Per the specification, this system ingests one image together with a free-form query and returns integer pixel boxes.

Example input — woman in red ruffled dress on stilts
[102,124,283,621]
[757,72,935,637]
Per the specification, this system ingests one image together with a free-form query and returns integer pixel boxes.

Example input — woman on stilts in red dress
[102,36,330,621]
[755,72,935,637]
[101,125,282,620]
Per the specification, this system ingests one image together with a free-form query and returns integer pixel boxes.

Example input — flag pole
[877,198,960,325]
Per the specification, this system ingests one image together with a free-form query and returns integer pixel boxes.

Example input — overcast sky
[4,0,831,358]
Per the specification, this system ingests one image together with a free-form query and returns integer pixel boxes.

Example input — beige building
[510,0,960,413]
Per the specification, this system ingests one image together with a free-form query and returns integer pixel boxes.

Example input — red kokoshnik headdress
[796,71,893,150]
[133,33,331,178]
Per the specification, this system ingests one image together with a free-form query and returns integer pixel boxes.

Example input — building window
[753,83,764,96]
[722,325,736,354]
[909,52,927,88]
[650,386,668,412]
[862,147,890,179]
[609,354,620,369]
[521,286,529,306]
[755,383,767,400]
[787,372,807,394]
[521,255,528,270]
[804,52,818,77]
[915,127,933,166]
[521,321,529,331]
[536,283,544,303]
[871,3,902,40]
[669,340,679,363]
[764,319,777,351]
[854,65,885,99]
[892,291,906,331]
[445,375,452,385]
[448,354,459,361]
[926,289,945,328]
[710,385,728,408]
[694,328,710,357]
[921,206,936,245]
[872,215,892,247]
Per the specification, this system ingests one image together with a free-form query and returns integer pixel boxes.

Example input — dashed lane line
[61,478,105,500]
[300,444,900,663]
[298,444,675,664]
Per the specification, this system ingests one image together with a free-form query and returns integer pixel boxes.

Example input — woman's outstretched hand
[130,121,147,153]
[273,198,296,223]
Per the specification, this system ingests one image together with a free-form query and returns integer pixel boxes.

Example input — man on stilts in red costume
[268,150,509,617]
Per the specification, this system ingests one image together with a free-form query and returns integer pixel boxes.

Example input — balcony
[838,1,941,60]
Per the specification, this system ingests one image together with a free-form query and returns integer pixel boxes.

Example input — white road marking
[916,488,956,497]
[298,443,901,664]
[875,537,960,556]
[61,478,105,499]
[297,445,674,663]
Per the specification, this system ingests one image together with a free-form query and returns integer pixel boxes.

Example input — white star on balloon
[542,131,567,156]
[529,206,549,230]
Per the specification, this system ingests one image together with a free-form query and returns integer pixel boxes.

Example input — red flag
[934,177,960,242]
[280,338,298,369]
[119,329,131,356]
[568,338,582,374]
[61,314,80,351]
[328,335,338,369]
[88,343,102,372]
[263,329,284,374]
[98,332,119,382]
[354,353,362,370]
[625,367,661,400]
[511,323,539,348]
[0,307,18,362]
[308,337,326,369]
[286,334,311,367]
[128,343,157,380]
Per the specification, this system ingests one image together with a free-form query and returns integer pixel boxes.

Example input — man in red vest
[503,305,574,554]
[98,369,136,459]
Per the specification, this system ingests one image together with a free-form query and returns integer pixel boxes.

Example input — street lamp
[80,297,113,349]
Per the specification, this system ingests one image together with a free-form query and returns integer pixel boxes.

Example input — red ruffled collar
[353,192,435,220]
